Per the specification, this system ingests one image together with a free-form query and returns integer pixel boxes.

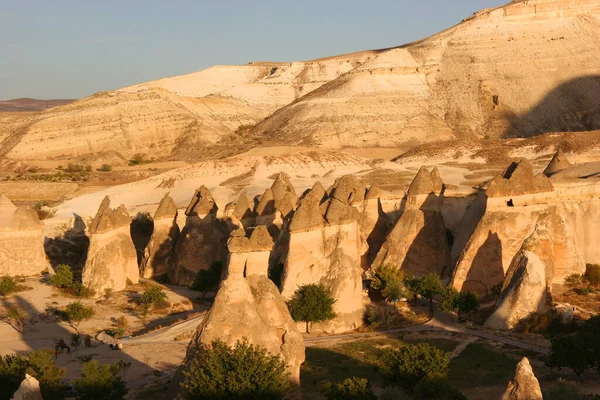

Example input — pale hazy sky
[0,0,506,100]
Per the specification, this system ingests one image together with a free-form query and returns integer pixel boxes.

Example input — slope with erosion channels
[0,53,375,162]
[252,0,600,148]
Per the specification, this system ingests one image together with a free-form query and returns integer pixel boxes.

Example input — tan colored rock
[140,193,180,279]
[289,197,325,232]
[303,181,327,203]
[486,159,553,198]
[0,194,51,276]
[82,197,138,296]
[372,168,449,276]
[544,149,572,176]
[328,175,366,205]
[179,232,304,398]
[502,357,543,400]
[255,188,275,216]
[10,373,43,400]
[171,186,226,285]
[232,194,253,220]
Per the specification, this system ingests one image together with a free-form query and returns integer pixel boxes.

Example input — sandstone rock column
[372,167,450,277]
[502,357,543,400]
[178,225,305,398]
[140,193,180,279]
[82,196,139,296]
[171,186,226,285]
[0,194,51,276]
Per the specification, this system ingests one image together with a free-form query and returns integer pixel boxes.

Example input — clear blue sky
[0,0,506,100]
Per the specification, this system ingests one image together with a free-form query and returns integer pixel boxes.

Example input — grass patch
[404,337,460,353]
[448,343,518,389]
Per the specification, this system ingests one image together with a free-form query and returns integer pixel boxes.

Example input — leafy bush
[68,281,95,298]
[65,163,86,173]
[57,302,95,330]
[321,377,377,400]
[440,288,479,319]
[518,311,577,335]
[140,286,168,309]
[128,154,146,166]
[0,276,18,297]
[73,360,127,400]
[546,315,600,376]
[190,261,223,297]
[413,378,467,400]
[564,274,583,286]
[585,264,600,286]
[413,274,445,310]
[181,339,291,400]
[576,287,596,296]
[98,164,113,172]
[0,353,27,399]
[288,284,336,333]
[132,212,154,235]
[380,342,449,391]
[26,349,66,399]
[48,264,73,288]
[371,265,406,302]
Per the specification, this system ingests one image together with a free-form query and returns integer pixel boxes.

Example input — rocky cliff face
[170,186,227,285]
[82,196,139,295]
[502,357,543,400]
[0,194,51,276]
[281,176,369,333]
[372,167,450,277]
[140,193,180,279]
[179,225,305,397]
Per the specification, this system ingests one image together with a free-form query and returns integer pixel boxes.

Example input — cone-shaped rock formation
[502,357,543,400]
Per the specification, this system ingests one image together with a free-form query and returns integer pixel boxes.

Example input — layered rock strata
[140,193,180,279]
[82,196,139,295]
[0,194,51,276]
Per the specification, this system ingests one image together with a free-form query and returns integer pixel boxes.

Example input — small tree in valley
[73,360,127,400]
[181,339,291,399]
[413,274,445,311]
[5,305,28,333]
[58,302,94,331]
[321,377,377,400]
[440,287,480,320]
[190,261,223,298]
[370,265,406,303]
[48,264,73,288]
[288,284,336,333]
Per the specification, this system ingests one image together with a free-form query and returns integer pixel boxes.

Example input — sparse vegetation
[320,377,377,400]
[4,305,28,333]
[439,287,480,319]
[546,315,600,376]
[288,284,336,333]
[564,273,583,286]
[73,360,127,400]
[33,201,55,219]
[138,286,169,319]
[49,264,73,288]
[585,264,600,286]
[190,261,223,297]
[370,265,407,303]
[25,349,66,399]
[181,339,291,399]
[413,378,467,400]
[411,273,445,311]
[98,164,113,172]
[517,310,578,335]
[57,301,95,330]
[106,316,129,338]
[128,153,146,166]
[0,276,19,297]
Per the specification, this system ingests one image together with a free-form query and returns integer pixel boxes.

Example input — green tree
[0,276,18,297]
[26,349,67,399]
[547,333,590,376]
[414,274,445,311]
[48,264,73,288]
[440,288,479,320]
[288,284,336,333]
[0,354,27,399]
[5,305,28,333]
[371,265,406,303]
[190,261,223,298]
[321,377,377,400]
[380,342,449,391]
[413,378,467,400]
[58,301,94,330]
[181,339,291,400]
[73,360,127,400]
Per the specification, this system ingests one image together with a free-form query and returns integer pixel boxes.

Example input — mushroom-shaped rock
[543,149,572,177]
[0,194,50,276]
[502,358,543,400]
[82,197,139,295]
[289,197,325,232]
[486,159,553,198]
[11,374,43,400]
[140,193,180,279]
[185,185,217,216]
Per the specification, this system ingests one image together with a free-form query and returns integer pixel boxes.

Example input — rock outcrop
[502,357,543,400]
[281,175,367,333]
[179,226,305,398]
[255,173,298,227]
[10,374,43,400]
[451,160,555,295]
[0,194,51,276]
[82,196,139,295]
[372,167,450,277]
[140,193,180,279]
[171,186,226,285]
[544,149,572,176]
